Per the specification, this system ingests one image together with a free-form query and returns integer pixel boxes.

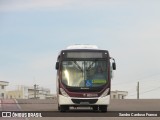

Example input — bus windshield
[62,60,108,87]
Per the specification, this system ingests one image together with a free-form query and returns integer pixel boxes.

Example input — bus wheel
[92,106,98,111]
[59,105,69,112]
[99,105,107,112]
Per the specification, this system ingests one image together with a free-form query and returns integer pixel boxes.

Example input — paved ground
[0,99,160,120]
[109,99,160,111]
[16,99,160,111]
[0,99,26,120]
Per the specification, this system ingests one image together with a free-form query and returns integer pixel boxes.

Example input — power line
[112,72,160,86]
[140,87,160,95]
[128,86,160,97]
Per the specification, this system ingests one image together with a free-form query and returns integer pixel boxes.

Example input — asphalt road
[16,99,160,111]
[0,99,26,120]
[0,99,160,120]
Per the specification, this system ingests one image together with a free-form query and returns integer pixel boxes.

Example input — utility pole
[137,81,139,99]
[34,84,38,99]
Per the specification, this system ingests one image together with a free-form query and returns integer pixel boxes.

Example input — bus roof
[66,44,99,50]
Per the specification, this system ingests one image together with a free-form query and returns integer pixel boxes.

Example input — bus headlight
[100,88,110,97]
[60,88,69,97]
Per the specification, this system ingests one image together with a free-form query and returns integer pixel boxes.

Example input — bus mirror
[55,62,59,70]
[112,62,116,70]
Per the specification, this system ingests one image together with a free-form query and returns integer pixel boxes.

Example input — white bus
[55,45,116,112]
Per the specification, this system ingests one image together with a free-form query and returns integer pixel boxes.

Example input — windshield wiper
[87,62,95,71]
[73,61,83,72]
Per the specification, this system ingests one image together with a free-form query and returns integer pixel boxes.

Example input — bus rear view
[55,45,116,112]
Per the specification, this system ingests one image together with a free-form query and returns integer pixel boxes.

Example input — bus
[55,45,116,112]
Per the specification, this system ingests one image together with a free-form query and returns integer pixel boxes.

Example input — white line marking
[14,99,30,120]
[14,99,21,110]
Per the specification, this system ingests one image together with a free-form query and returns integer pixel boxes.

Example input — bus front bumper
[58,95,110,106]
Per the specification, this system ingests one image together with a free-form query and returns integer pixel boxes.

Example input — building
[6,85,54,99]
[7,86,28,99]
[27,85,52,99]
[111,90,128,99]
[0,81,9,99]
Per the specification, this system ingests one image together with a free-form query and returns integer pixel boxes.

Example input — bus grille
[71,99,98,104]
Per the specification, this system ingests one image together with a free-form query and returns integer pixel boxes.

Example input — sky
[0,0,160,99]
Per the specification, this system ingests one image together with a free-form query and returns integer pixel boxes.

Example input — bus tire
[92,106,98,111]
[59,105,69,112]
[99,105,107,112]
